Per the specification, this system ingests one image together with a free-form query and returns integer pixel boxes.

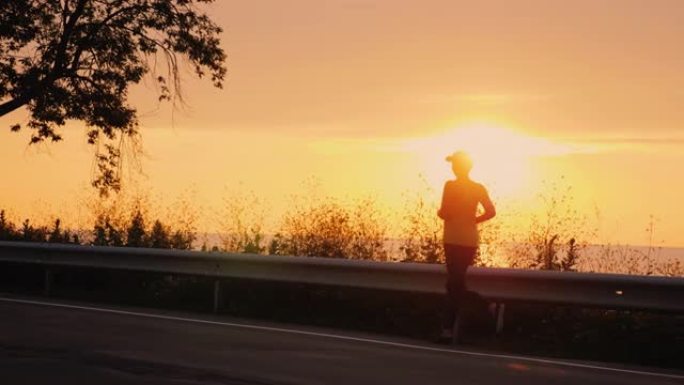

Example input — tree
[92,214,123,246]
[0,210,19,240]
[125,209,147,247]
[92,215,109,245]
[106,219,124,246]
[149,219,170,248]
[169,229,194,250]
[21,218,49,242]
[0,1,226,194]
[48,218,64,243]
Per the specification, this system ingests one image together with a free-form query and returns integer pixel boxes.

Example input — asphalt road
[1,296,682,385]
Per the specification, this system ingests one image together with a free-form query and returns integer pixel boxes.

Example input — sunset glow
[1,0,684,247]
[405,125,585,199]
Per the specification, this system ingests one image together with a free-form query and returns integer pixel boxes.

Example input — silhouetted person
[438,151,496,343]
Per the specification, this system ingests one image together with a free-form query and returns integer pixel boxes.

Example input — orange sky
[1,0,684,246]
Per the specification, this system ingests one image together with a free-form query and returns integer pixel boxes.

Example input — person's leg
[442,245,470,329]
[441,245,477,341]
[442,245,459,331]
[456,246,477,305]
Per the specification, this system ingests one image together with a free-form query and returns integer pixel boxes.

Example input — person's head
[445,151,473,178]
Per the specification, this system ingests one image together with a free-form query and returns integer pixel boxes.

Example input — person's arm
[476,186,496,223]
[437,182,449,220]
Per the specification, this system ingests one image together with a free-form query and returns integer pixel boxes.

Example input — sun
[403,124,574,199]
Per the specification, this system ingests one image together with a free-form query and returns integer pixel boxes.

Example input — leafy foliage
[125,209,146,247]
[149,220,170,248]
[218,189,266,254]
[0,175,682,277]
[0,0,226,194]
[399,189,443,263]
[92,214,124,246]
[88,193,194,249]
[275,195,389,261]
[506,179,593,272]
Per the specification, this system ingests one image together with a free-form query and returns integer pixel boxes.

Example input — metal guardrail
[1,241,683,316]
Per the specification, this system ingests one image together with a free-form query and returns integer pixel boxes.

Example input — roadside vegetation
[0,177,681,277]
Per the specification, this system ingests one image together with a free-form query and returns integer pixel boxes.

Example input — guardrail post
[44,267,53,297]
[495,303,505,335]
[213,279,222,314]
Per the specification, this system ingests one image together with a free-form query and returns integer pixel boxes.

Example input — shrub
[218,188,266,254]
[399,189,443,263]
[276,195,389,261]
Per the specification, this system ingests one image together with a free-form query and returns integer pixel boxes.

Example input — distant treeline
[0,209,193,250]
[1,210,79,244]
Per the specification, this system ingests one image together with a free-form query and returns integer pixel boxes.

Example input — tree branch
[0,93,32,116]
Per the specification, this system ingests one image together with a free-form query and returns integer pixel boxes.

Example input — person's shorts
[444,244,477,269]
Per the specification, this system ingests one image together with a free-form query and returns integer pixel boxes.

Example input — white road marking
[1,296,682,380]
